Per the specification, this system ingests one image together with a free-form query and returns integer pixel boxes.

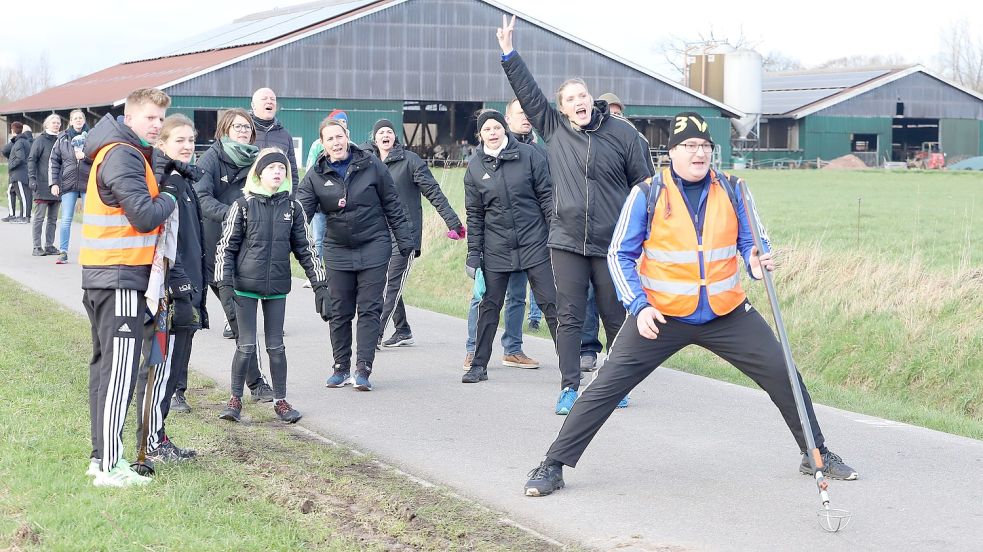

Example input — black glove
[399,246,414,258]
[170,295,195,329]
[465,252,481,280]
[314,283,332,322]
[414,249,421,258]
[159,173,180,201]
[217,283,234,312]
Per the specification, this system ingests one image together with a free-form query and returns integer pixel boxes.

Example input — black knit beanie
[373,119,395,136]
[667,112,713,150]
[477,110,507,132]
[255,151,290,176]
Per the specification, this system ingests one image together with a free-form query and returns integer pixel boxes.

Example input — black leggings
[210,283,265,388]
[231,295,287,399]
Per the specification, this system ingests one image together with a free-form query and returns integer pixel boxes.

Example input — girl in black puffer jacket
[214,148,327,424]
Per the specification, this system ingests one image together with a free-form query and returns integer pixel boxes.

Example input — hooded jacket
[49,126,92,195]
[193,139,253,284]
[214,158,325,297]
[28,132,59,201]
[6,131,33,184]
[367,139,462,249]
[502,52,654,257]
[464,135,552,273]
[80,114,177,291]
[153,150,209,329]
[296,144,414,271]
[251,114,299,186]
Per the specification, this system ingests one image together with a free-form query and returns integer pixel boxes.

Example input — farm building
[753,66,983,167]
[0,0,740,165]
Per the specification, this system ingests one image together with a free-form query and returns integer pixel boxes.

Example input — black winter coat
[214,191,325,296]
[251,114,299,186]
[502,53,653,257]
[50,128,93,195]
[153,151,209,330]
[368,141,462,249]
[296,144,414,271]
[193,140,252,284]
[464,136,552,273]
[6,131,33,184]
[28,132,58,201]
[81,114,176,291]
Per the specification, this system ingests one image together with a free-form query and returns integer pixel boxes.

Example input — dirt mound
[824,154,869,169]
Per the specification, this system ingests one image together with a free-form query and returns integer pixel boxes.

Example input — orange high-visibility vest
[638,167,745,317]
[79,142,161,266]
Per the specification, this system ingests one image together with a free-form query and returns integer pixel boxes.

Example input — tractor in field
[907,142,945,169]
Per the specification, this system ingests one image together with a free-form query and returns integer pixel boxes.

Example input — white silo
[723,49,763,139]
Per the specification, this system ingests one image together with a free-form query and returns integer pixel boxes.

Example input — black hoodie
[81,114,176,291]
[502,52,654,257]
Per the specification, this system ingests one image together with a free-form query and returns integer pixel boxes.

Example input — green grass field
[406,168,983,438]
[0,275,568,551]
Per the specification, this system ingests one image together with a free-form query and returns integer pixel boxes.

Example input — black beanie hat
[477,110,507,132]
[667,112,713,150]
[373,119,395,136]
[255,150,290,177]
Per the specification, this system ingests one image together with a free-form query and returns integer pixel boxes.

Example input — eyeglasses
[231,123,252,132]
[677,142,714,153]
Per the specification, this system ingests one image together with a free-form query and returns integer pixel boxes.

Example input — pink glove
[446,226,467,240]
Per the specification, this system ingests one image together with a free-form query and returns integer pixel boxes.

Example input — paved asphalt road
[2,220,981,551]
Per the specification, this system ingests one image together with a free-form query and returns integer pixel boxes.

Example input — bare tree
[935,21,983,92]
[654,29,757,83]
[762,51,804,72]
[0,54,53,105]
[813,54,908,70]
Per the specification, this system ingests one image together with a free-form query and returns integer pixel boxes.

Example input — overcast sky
[0,0,973,86]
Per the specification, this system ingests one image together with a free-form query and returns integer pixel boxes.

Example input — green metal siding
[940,118,982,160]
[168,95,402,155]
[800,116,892,161]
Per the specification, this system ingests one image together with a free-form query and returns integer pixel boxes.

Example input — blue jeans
[466,271,526,354]
[581,283,603,357]
[57,191,85,253]
[311,211,326,261]
[527,286,542,323]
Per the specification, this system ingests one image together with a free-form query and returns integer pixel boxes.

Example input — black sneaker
[32,247,44,256]
[461,365,488,383]
[800,450,858,480]
[148,438,197,463]
[222,322,234,339]
[274,399,302,423]
[218,396,242,422]
[250,380,275,403]
[382,332,415,347]
[170,392,191,413]
[43,245,59,256]
[524,459,565,497]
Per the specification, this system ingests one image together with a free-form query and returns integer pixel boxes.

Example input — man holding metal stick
[524,111,858,497]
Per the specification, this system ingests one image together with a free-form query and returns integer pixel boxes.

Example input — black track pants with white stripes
[379,242,414,337]
[83,288,154,473]
[134,328,196,451]
[544,301,826,468]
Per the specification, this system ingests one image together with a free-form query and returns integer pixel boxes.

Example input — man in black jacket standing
[250,87,298,187]
[368,118,466,348]
[497,15,654,414]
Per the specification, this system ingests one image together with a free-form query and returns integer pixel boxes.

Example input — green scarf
[221,137,259,168]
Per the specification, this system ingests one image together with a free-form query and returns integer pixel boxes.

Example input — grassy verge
[403,168,983,439]
[0,274,569,551]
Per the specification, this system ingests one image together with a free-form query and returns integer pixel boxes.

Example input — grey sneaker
[382,332,415,347]
[524,460,564,497]
[579,354,597,372]
[148,438,197,463]
[461,365,488,383]
[800,450,858,480]
[170,392,191,413]
[250,380,275,403]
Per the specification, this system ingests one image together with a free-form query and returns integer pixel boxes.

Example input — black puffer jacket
[81,114,177,291]
[251,114,299,186]
[49,127,92,194]
[154,151,209,330]
[502,52,654,257]
[368,140,462,249]
[214,187,325,297]
[28,132,59,201]
[296,144,414,271]
[464,135,552,273]
[6,131,33,184]
[514,130,549,164]
[193,140,253,284]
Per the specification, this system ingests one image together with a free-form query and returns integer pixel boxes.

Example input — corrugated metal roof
[143,0,377,60]
[761,67,895,116]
